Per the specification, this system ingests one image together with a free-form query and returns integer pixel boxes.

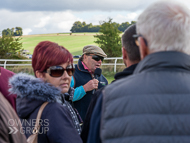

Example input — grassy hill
[19,32,124,83]
[21,32,98,56]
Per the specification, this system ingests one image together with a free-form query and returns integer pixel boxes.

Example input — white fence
[0,57,124,72]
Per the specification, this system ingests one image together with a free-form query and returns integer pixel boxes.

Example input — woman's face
[43,62,72,94]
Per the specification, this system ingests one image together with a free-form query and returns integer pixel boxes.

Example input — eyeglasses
[87,55,104,62]
[133,34,148,47]
[44,65,75,77]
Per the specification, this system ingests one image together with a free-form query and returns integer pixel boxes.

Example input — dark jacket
[0,92,27,143]
[85,64,138,143]
[101,51,190,143]
[81,87,104,143]
[87,93,103,143]
[9,73,82,143]
[73,59,108,120]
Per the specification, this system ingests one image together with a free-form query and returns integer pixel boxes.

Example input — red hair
[32,41,73,73]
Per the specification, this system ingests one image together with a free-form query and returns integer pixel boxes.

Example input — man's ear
[83,54,87,60]
[122,47,128,60]
[35,71,45,80]
[139,37,149,60]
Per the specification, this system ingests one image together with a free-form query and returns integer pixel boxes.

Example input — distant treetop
[70,20,136,33]
[2,27,23,36]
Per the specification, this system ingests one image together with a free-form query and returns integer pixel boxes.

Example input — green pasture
[20,32,123,83]
[21,33,98,56]
[103,71,115,84]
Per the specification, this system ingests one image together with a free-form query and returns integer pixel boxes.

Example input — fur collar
[9,73,63,103]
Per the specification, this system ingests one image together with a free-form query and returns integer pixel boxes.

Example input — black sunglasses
[88,55,104,62]
[44,65,75,77]
[133,34,148,47]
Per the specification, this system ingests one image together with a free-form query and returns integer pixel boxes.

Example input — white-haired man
[96,1,190,143]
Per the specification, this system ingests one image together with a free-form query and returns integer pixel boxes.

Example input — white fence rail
[0,57,124,72]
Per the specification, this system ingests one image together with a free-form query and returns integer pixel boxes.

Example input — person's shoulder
[103,74,138,94]
[101,74,106,78]
[45,102,64,110]
[1,67,15,76]
[100,74,108,83]
[43,102,76,133]
[44,102,72,118]
[0,92,15,114]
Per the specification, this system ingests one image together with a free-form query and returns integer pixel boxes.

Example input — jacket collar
[134,51,190,74]
[9,73,66,118]
[77,59,91,73]
[114,64,138,80]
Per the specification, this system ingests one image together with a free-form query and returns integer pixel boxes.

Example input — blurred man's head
[80,45,107,72]
[122,24,140,67]
[136,1,190,59]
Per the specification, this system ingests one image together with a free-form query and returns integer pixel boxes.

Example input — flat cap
[83,45,107,58]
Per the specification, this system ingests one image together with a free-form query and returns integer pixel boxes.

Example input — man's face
[83,54,103,72]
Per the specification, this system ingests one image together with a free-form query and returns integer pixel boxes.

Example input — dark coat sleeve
[81,87,104,143]
[87,94,103,143]
[46,103,83,143]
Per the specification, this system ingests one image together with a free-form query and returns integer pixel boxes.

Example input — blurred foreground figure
[100,1,190,143]
[0,92,26,143]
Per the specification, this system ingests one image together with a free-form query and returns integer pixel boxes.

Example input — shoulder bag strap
[32,102,49,134]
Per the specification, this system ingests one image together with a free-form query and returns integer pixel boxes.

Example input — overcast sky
[1,0,190,35]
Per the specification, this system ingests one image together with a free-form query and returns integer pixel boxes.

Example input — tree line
[2,27,23,36]
[0,18,135,59]
[70,20,136,33]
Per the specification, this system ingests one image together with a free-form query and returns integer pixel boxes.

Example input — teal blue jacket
[70,76,86,102]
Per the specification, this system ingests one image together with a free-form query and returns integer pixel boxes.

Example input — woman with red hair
[9,41,82,143]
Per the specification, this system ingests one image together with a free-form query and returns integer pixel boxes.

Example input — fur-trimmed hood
[9,73,63,118]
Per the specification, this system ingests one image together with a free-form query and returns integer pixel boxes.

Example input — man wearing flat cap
[70,45,108,121]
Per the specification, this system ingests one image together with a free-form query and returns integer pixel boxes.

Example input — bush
[94,18,122,57]
[0,34,23,59]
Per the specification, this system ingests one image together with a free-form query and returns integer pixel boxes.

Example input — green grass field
[20,32,121,83]
[21,33,98,55]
